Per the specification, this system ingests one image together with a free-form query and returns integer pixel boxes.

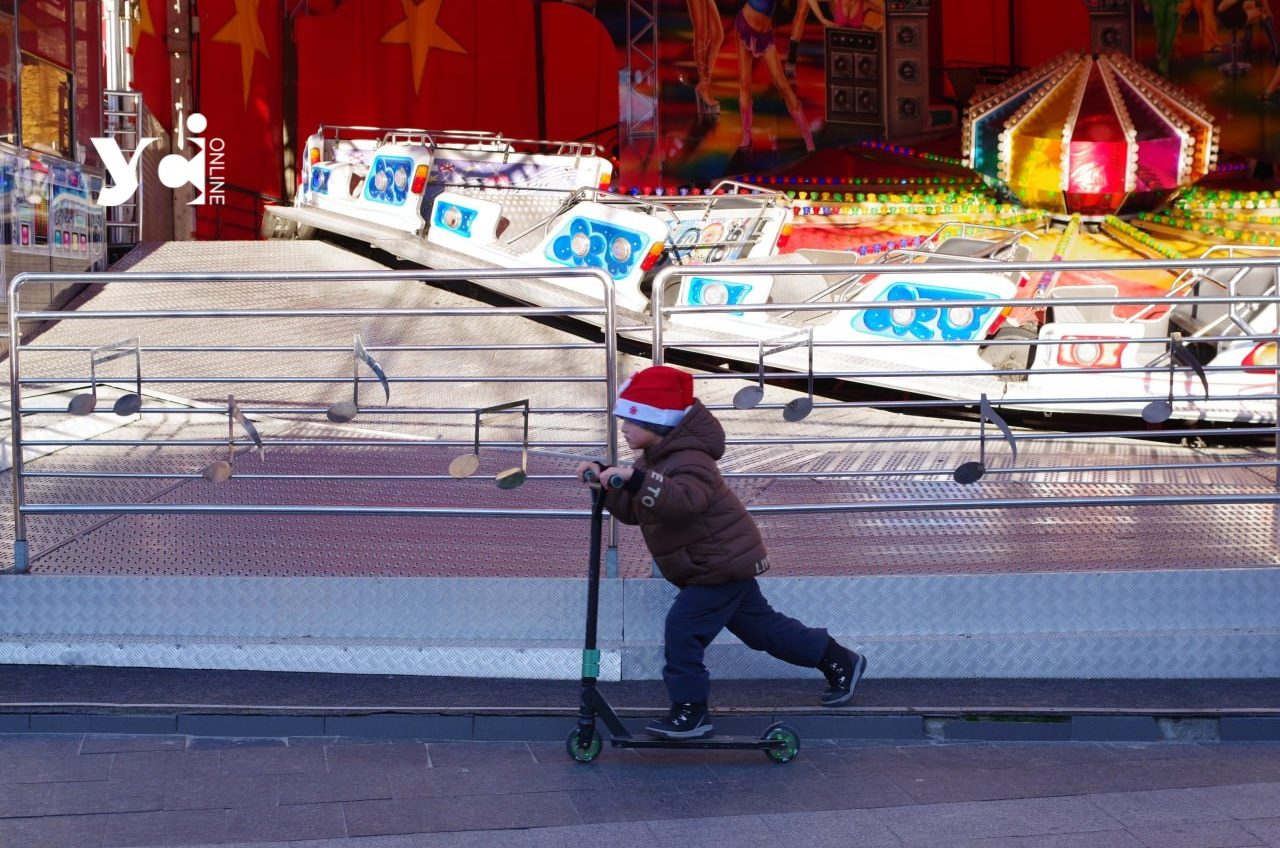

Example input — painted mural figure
[1219,0,1280,62]
[1242,0,1280,61]
[784,0,884,76]
[1144,0,1183,73]
[1241,0,1280,96]
[687,0,724,116]
[736,0,817,152]
[1184,0,1222,51]
[1261,59,1280,99]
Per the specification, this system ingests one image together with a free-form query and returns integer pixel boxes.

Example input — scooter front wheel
[762,722,800,764]
[566,726,603,763]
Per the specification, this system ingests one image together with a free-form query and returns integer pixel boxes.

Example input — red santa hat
[613,366,694,428]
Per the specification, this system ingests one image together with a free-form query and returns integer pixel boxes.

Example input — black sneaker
[818,644,867,707]
[645,701,714,739]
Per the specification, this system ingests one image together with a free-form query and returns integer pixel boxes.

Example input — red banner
[198,0,283,195]
[296,0,536,137]
[139,0,618,238]
[541,2,619,146]
[295,0,616,145]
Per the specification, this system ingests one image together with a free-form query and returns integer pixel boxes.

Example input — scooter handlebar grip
[582,468,624,488]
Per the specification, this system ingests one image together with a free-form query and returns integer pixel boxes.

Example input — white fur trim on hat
[613,397,691,427]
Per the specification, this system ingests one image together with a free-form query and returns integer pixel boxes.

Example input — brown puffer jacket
[603,399,768,587]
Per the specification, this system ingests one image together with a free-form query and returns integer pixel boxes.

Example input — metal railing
[7,255,1280,577]
[648,255,1280,492]
[7,266,620,574]
[309,125,607,159]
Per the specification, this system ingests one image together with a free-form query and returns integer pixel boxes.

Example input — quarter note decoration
[1141,333,1210,424]
[732,328,816,422]
[953,394,1018,485]
[326,334,391,423]
[202,394,266,483]
[67,338,143,417]
[448,399,531,489]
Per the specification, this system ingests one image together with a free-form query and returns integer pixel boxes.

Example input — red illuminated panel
[1057,336,1128,369]
[1243,342,1277,374]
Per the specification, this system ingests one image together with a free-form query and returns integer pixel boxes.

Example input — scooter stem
[580,488,606,681]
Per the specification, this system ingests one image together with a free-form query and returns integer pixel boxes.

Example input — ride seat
[931,237,1031,264]
[1174,265,1279,336]
[756,253,853,326]
[1049,284,1171,364]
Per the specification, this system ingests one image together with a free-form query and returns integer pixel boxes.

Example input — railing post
[8,273,29,574]
[650,267,674,366]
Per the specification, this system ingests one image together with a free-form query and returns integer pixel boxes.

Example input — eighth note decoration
[1141,333,1210,424]
[202,394,266,483]
[448,399,531,489]
[953,394,1018,485]
[326,335,391,423]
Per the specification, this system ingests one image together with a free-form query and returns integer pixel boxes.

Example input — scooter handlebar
[582,467,625,489]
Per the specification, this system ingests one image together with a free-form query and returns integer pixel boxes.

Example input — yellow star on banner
[131,0,157,53]
[213,0,271,107]
[381,0,467,96]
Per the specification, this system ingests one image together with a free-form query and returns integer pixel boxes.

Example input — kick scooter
[565,474,801,764]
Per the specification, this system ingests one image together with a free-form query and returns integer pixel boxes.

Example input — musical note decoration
[732,328,816,422]
[1141,333,1210,424]
[67,338,143,417]
[202,394,266,483]
[953,394,1018,485]
[448,399,531,489]
[326,335,391,423]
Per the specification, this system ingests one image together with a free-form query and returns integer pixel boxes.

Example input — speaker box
[885,6,929,139]
[825,27,884,129]
[1085,0,1133,54]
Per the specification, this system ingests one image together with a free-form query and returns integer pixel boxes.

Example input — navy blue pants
[663,578,828,704]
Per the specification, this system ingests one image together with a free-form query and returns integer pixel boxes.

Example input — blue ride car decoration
[546,217,646,280]
[433,201,477,237]
[363,155,413,206]
[858,282,998,341]
[309,166,330,195]
[686,277,753,316]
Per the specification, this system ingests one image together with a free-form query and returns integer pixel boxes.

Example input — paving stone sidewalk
[2,733,1280,847]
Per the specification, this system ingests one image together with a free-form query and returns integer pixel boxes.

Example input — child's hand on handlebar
[595,465,633,488]
[575,461,604,486]
[575,462,632,489]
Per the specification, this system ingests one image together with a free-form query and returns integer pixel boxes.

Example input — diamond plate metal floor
[5,241,1280,577]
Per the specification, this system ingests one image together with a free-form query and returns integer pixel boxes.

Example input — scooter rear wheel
[762,722,800,764]
[566,727,603,763]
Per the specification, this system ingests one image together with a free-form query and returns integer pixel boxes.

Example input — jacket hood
[644,398,725,464]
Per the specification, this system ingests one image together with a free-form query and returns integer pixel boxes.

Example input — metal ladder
[101,90,143,252]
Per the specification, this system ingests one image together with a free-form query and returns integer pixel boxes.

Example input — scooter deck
[611,736,788,751]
